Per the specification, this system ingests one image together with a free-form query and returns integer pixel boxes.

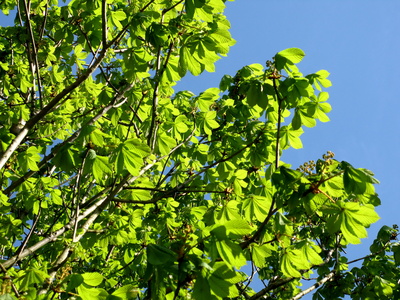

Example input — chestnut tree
[0,0,399,299]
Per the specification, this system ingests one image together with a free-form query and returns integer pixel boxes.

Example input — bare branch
[14,208,41,259]
[140,0,156,12]
[248,277,295,300]
[38,2,48,41]
[290,271,335,300]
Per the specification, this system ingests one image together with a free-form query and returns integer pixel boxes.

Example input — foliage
[0,0,398,299]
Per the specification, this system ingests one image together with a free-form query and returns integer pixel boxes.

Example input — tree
[0,0,399,299]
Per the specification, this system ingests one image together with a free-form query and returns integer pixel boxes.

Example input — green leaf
[215,239,246,268]
[393,245,400,266]
[18,146,41,172]
[197,88,220,111]
[110,10,126,30]
[208,262,243,298]
[66,274,84,292]
[376,225,395,242]
[193,271,212,300]
[215,201,242,223]
[52,143,77,173]
[343,163,378,195]
[299,240,323,266]
[242,195,271,222]
[18,268,48,291]
[156,132,177,156]
[185,0,195,18]
[275,48,305,70]
[180,46,203,76]
[173,115,189,134]
[219,74,233,91]
[77,283,108,300]
[251,244,272,268]
[211,219,252,239]
[147,244,177,265]
[111,285,139,299]
[280,125,304,149]
[92,155,112,184]
[0,295,16,300]
[112,139,150,175]
[280,250,302,278]
[82,272,104,286]
[307,70,332,91]
[327,201,379,244]
[246,81,269,109]
[216,160,235,181]
[199,111,219,136]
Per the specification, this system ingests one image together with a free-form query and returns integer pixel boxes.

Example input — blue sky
[178,1,400,297]
[180,0,400,255]
[1,1,399,297]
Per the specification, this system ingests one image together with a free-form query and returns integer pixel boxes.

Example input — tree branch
[22,0,43,108]
[4,82,134,195]
[0,12,134,171]
[290,271,335,300]
[248,277,295,300]
[176,124,268,191]
[140,0,156,12]
[14,208,41,259]
[2,137,189,270]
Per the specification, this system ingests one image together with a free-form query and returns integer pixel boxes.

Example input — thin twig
[0,263,20,297]
[175,124,267,192]
[14,208,42,259]
[147,38,175,150]
[140,0,156,12]
[162,0,184,15]
[147,48,162,150]
[38,3,48,41]
[248,277,295,300]
[72,150,90,242]
[241,203,278,249]
[78,24,117,91]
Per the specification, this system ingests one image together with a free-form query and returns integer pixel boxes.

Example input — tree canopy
[0,0,399,299]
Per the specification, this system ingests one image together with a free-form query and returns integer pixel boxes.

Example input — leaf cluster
[0,1,396,300]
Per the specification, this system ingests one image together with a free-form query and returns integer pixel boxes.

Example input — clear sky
[179,0,400,255]
[1,1,399,298]
[177,1,400,297]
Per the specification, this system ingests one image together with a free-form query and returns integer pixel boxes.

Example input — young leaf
[215,240,246,268]
[275,48,305,70]
[81,272,104,286]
